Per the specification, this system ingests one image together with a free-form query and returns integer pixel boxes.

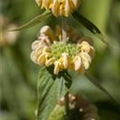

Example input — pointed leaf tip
[9,11,51,31]
[85,72,120,109]
[72,11,115,49]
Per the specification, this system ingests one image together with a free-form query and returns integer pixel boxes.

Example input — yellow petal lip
[62,53,69,69]
[80,52,91,70]
[40,25,55,42]
[72,0,81,9]
[30,51,37,63]
[80,52,92,63]
[38,35,52,46]
[54,61,60,75]
[35,0,41,6]
[37,52,46,65]
[78,41,91,53]
[43,0,52,9]
[45,57,55,66]
[65,0,71,17]
[35,46,44,55]
[52,0,60,17]
[31,40,41,50]
[73,56,82,71]
[43,46,51,52]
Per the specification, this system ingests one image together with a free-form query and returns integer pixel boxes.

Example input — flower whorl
[31,25,95,75]
[35,0,81,17]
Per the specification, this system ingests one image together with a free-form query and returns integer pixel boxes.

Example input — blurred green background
[0,0,120,120]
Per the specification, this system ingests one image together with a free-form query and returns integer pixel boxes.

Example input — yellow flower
[35,0,81,17]
[31,25,95,75]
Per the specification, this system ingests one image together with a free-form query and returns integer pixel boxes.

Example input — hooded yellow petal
[71,0,80,9]
[35,46,44,57]
[31,40,41,50]
[54,61,60,74]
[35,0,42,6]
[78,41,91,53]
[80,52,91,69]
[62,53,69,69]
[40,25,55,42]
[45,57,55,66]
[73,56,82,71]
[43,0,53,9]
[37,52,46,65]
[30,51,37,63]
[65,0,71,17]
[52,0,60,17]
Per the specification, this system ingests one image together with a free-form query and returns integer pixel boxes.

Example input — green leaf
[85,72,120,108]
[9,11,51,31]
[37,67,72,120]
[72,11,113,48]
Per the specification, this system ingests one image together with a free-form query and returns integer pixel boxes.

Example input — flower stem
[61,17,67,43]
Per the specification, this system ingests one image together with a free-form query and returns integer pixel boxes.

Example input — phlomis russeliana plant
[10,0,120,120]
